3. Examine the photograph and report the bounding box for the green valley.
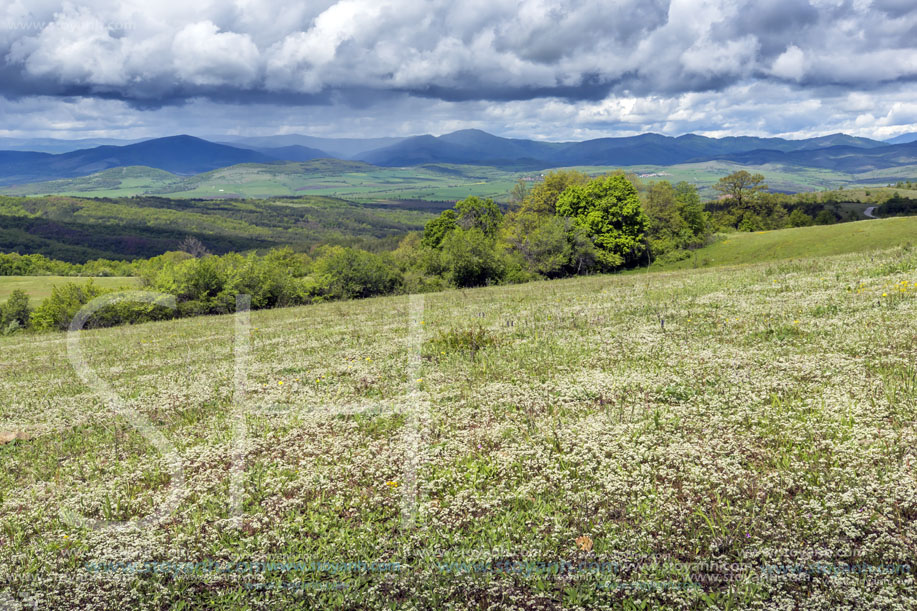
[3,158,916,203]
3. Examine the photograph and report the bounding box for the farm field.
[1,243,915,608]
[0,276,140,301]
[651,215,917,271]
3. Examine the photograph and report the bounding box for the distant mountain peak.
[444,128,490,136]
[885,132,917,145]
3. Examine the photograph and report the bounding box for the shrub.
[156,254,244,314]
[441,228,505,287]
[738,213,765,232]
[0,289,31,333]
[227,253,305,309]
[88,296,176,328]
[814,209,837,225]
[401,270,450,294]
[30,282,175,331]
[306,246,403,300]
[880,196,917,217]
[653,248,692,264]
[788,209,815,227]
[30,281,106,332]
[172,255,233,304]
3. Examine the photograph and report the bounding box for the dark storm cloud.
[725,0,820,58]
[872,0,917,18]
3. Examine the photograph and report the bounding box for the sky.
[1,0,916,142]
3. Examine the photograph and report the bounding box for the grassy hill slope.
[1,244,915,608]
[653,216,917,271]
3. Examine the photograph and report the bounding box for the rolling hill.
[651,215,917,271]
[0,136,276,185]
[251,144,331,162]
[0,191,435,262]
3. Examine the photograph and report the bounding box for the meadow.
[651,215,917,271]
[0,276,139,301]
[1,240,915,609]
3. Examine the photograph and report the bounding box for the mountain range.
[1,130,916,187]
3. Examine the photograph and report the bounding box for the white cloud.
[770,45,806,81]
[172,21,260,87]
[0,0,915,138]
[8,6,127,86]
[680,35,760,77]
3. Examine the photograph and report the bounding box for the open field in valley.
[1,242,916,609]
[0,276,140,301]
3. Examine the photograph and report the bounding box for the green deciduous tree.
[509,179,530,207]
[455,196,503,236]
[713,171,768,208]
[523,170,589,215]
[674,182,707,238]
[422,209,458,249]
[555,174,648,270]
[787,208,815,227]
[501,212,572,277]
[814,208,837,225]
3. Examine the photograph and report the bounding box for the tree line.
[4,169,917,335]
[706,170,917,231]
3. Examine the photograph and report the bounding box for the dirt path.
[864,206,878,218]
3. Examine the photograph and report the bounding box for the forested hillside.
[0,195,434,262]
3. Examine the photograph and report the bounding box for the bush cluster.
[1,246,408,334]
[879,195,917,217]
